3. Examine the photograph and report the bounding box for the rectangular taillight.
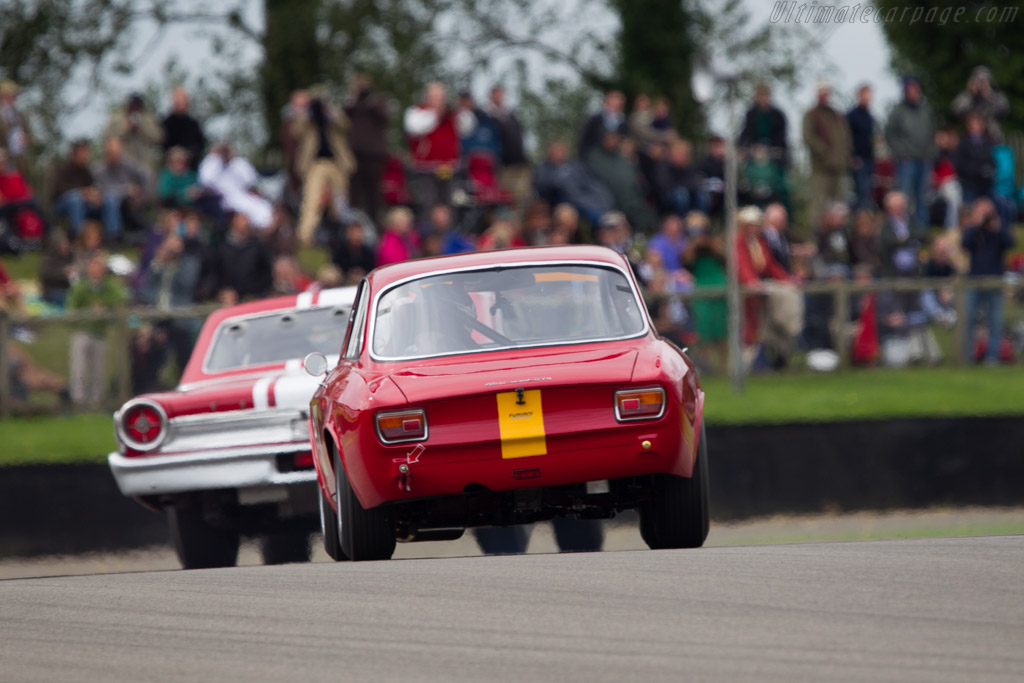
[615,387,666,421]
[376,409,428,444]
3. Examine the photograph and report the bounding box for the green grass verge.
[701,365,1024,424]
[4,365,1024,466]
[4,413,115,466]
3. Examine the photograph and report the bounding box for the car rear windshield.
[372,264,646,360]
[205,306,350,372]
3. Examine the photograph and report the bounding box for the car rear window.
[372,264,646,360]
[205,306,350,372]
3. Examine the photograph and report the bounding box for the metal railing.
[647,274,1021,371]
[1,276,1022,417]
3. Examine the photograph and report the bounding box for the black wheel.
[319,484,348,561]
[167,505,240,569]
[334,446,395,561]
[473,525,532,555]
[639,420,710,550]
[552,517,605,552]
[260,531,312,565]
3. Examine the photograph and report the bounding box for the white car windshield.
[372,264,646,360]
[205,306,350,372]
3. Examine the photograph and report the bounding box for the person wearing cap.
[802,82,851,227]
[951,66,1009,144]
[0,79,33,178]
[104,93,164,178]
[885,75,935,235]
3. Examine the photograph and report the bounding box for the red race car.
[108,287,357,569]
[307,245,708,561]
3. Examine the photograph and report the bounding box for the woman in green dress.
[683,212,728,375]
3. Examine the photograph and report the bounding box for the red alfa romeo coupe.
[306,245,708,561]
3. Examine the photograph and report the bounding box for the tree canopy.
[877,0,1024,132]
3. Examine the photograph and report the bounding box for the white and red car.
[108,287,357,569]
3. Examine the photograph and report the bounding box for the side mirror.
[303,352,329,377]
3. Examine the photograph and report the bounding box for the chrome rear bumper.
[108,442,317,497]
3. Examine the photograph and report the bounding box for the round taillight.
[117,400,168,452]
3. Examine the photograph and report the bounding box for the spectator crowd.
[1,65,1023,409]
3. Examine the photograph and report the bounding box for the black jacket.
[578,112,627,158]
[204,235,272,300]
[739,105,789,164]
[954,135,995,196]
[162,112,206,168]
[846,105,874,163]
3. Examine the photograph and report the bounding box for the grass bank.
[4,365,1024,466]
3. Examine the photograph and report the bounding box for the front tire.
[640,420,710,550]
[334,446,396,561]
[167,505,240,569]
[260,532,312,565]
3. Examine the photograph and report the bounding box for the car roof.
[201,287,358,330]
[365,245,631,291]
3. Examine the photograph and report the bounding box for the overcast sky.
[64,0,905,162]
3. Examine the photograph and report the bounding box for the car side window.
[343,281,369,360]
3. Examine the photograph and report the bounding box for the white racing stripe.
[271,373,323,409]
[252,376,274,410]
[295,292,314,309]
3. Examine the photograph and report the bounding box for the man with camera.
[962,197,1014,365]
[293,87,356,246]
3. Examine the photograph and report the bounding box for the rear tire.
[319,484,348,561]
[473,525,532,555]
[640,420,710,550]
[552,517,605,552]
[167,505,240,570]
[335,446,396,561]
[260,532,312,565]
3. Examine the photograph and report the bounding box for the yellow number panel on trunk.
[496,389,547,459]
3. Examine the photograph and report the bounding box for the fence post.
[952,277,967,367]
[0,312,10,419]
[114,308,132,406]
[834,280,850,370]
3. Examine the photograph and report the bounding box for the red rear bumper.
[341,412,696,509]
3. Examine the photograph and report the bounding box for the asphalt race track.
[2,536,1021,682]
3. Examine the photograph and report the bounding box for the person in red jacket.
[735,205,801,367]
[403,82,476,212]
[0,148,49,245]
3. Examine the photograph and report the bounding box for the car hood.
[385,345,639,404]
